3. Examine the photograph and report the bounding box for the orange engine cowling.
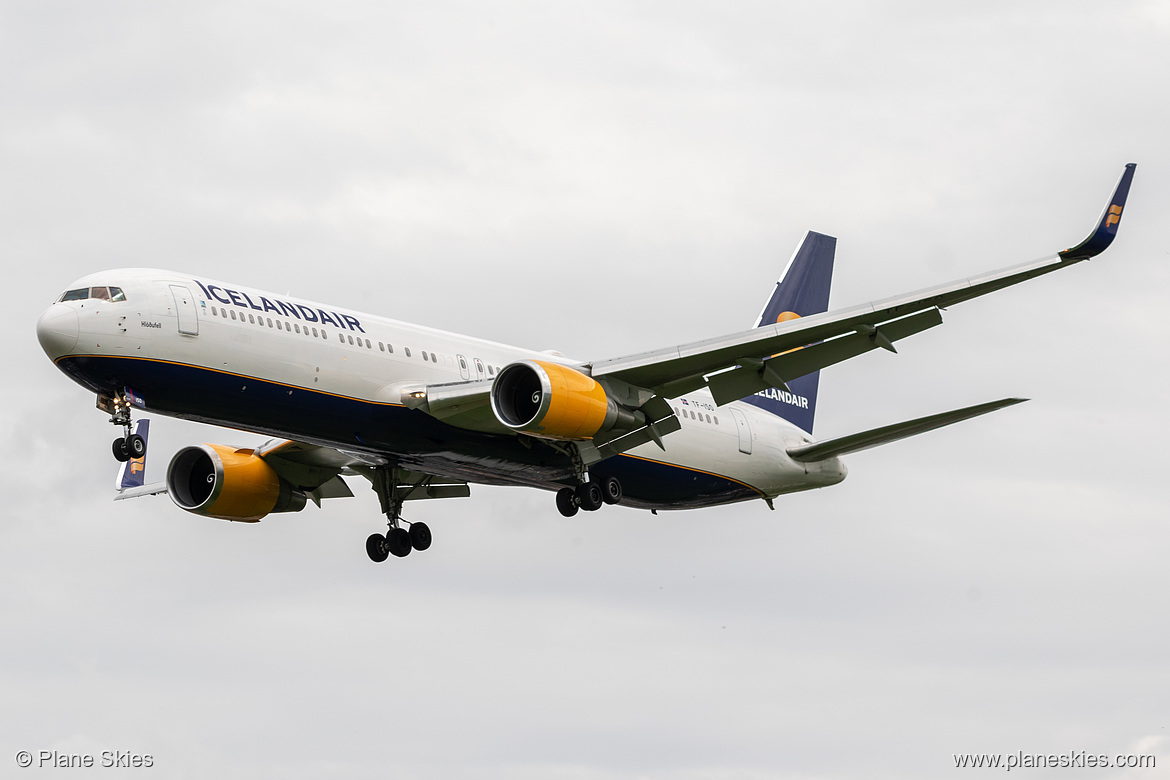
[165,444,307,522]
[490,359,633,440]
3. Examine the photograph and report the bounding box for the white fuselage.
[37,268,846,509]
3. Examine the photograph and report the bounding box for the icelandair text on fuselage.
[193,280,366,333]
[756,387,810,409]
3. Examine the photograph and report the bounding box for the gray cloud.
[4,2,1168,778]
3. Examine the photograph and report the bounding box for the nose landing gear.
[100,391,146,463]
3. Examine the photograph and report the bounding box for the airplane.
[36,164,1135,562]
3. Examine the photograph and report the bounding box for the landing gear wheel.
[386,528,412,558]
[127,433,146,459]
[576,481,603,512]
[556,487,579,517]
[366,533,390,563]
[600,476,622,505]
[408,522,432,551]
[112,437,131,462]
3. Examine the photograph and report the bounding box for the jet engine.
[490,360,639,440]
[165,444,307,522]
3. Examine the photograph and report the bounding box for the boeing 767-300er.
[36,165,1135,562]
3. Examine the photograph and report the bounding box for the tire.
[387,528,412,558]
[556,487,579,517]
[576,481,603,512]
[600,475,622,505]
[409,522,432,551]
[112,437,131,462]
[127,433,146,458]
[366,533,389,563]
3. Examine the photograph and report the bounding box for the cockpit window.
[57,286,127,303]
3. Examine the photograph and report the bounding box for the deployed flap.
[708,308,944,407]
[254,439,364,496]
[787,398,1027,462]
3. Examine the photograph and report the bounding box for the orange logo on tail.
[775,312,802,356]
[1106,204,1123,228]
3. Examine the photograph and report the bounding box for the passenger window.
[295,324,301,333]
[339,333,344,342]
[421,351,429,361]
[212,307,218,317]
[109,287,126,302]
[488,365,494,375]
[90,287,110,301]
[705,414,711,423]
[387,344,394,353]
[276,320,282,330]
[267,318,273,327]
[405,348,411,357]
[714,417,719,425]
[60,288,88,302]
[313,328,319,337]
[231,310,237,320]
[247,314,255,324]
[379,342,385,352]
[365,339,371,349]
[348,335,354,345]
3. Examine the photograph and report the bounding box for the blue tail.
[115,419,150,491]
[741,231,836,434]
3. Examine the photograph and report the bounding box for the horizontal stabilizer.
[113,482,167,500]
[787,398,1027,462]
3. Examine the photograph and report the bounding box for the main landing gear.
[555,475,622,517]
[101,391,145,463]
[365,466,433,563]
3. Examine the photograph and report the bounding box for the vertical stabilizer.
[741,231,836,433]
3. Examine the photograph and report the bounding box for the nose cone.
[36,304,79,359]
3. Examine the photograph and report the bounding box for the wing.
[114,435,470,505]
[589,164,1136,403]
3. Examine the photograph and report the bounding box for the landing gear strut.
[365,465,433,563]
[100,391,145,463]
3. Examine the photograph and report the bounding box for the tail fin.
[742,231,836,433]
[115,418,150,491]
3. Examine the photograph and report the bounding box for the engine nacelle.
[490,360,637,440]
[165,444,307,522]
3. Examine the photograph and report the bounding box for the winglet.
[1059,163,1136,260]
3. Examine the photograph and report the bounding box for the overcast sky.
[3,2,1169,778]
